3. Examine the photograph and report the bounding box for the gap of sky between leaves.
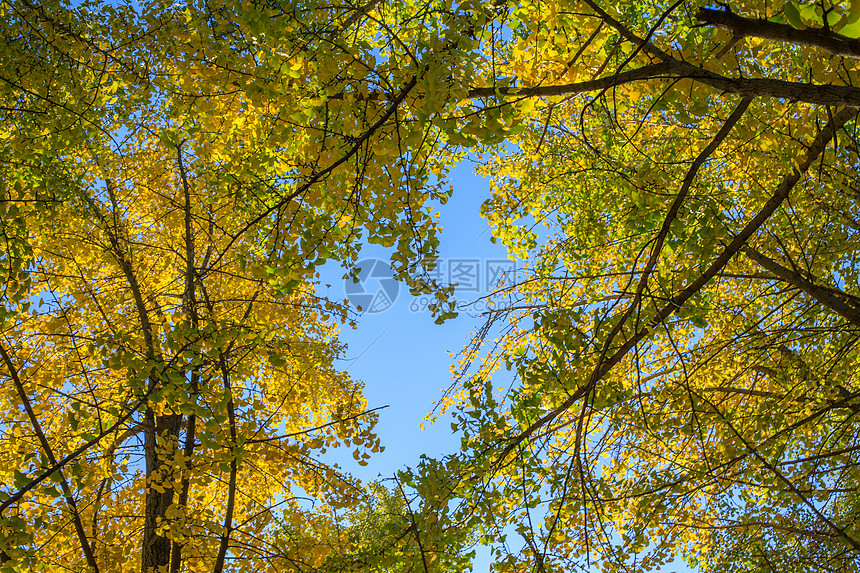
[317,160,697,573]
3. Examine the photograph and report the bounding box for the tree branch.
[212,355,238,573]
[742,245,860,328]
[600,95,753,384]
[467,62,674,98]
[581,0,860,107]
[498,106,857,461]
[697,7,860,59]
[0,343,99,571]
[698,392,860,551]
[468,58,860,108]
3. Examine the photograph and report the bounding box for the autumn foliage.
[1,0,860,572]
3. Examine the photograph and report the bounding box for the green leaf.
[13,469,29,489]
[783,2,806,29]
[839,19,860,38]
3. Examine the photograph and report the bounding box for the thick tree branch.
[467,62,674,98]
[0,387,149,516]
[599,96,752,383]
[338,0,381,32]
[697,7,860,59]
[468,58,860,107]
[83,176,180,572]
[742,245,860,328]
[171,148,201,573]
[210,73,418,271]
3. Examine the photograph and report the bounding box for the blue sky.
[316,160,511,570]
[319,159,514,480]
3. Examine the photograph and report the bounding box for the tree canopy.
[2,0,860,572]
[0,0,465,569]
[427,1,860,572]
